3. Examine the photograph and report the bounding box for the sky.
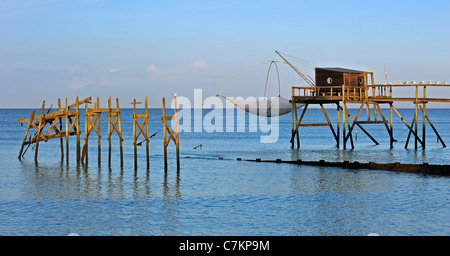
[1,0,449,108]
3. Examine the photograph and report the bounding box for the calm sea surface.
[0,107,449,235]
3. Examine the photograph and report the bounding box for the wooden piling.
[145,97,149,169]
[83,101,89,164]
[336,103,340,148]
[18,111,35,160]
[34,101,45,162]
[97,96,101,166]
[131,97,151,170]
[117,98,123,168]
[58,99,64,161]
[133,99,137,169]
[161,95,180,171]
[76,96,80,163]
[108,97,112,167]
[162,97,168,170]
[65,97,69,165]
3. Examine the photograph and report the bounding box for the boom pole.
[275,51,315,87]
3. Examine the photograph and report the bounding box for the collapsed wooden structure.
[290,67,449,149]
[18,96,90,163]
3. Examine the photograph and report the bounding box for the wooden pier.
[17,95,180,171]
[290,68,449,150]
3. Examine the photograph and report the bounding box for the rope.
[216,55,317,97]
[216,60,285,97]
[264,61,281,97]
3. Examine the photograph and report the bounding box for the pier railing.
[292,83,450,102]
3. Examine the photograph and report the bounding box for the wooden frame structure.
[161,95,180,171]
[132,97,150,169]
[80,96,123,167]
[291,71,449,150]
[18,96,91,163]
[17,95,184,170]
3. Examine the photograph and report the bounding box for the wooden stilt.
[18,111,35,160]
[76,96,80,163]
[161,95,180,171]
[336,103,340,148]
[162,97,168,171]
[423,86,426,149]
[58,99,64,161]
[320,104,338,145]
[145,97,149,169]
[34,101,45,162]
[390,103,394,148]
[133,99,138,169]
[415,85,419,149]
[419,105,446,147]
[131,97,151,170]
[108,97,112,167]
[374,103,393,146]
[290,103,308,148]
[295,102,300,148]
[291,97,295,148]
[344,100,366,145]
[174,95,180,171]
[97,96,101,166]
[83,101,89,164]
[65,97,69,165]
[344,102,354,149]
[116,98,123,168]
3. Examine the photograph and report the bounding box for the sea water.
[0,108,449,235]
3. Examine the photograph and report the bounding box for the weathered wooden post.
[161,94,180,171]
[174,94,180,171]
[65,97,69,165]
[97,96,101,166]
[108,97,112,167]
[117,98,123,168]
[162,97,168,170]
[34,101,45,162]
[131,97,150,170]
[76,96,80,163]
[106,96,123,168]
[58,99,64,161]
[145,97,150,169]
[18,111,35,160]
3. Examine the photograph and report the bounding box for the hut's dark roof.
[316,67,365,73]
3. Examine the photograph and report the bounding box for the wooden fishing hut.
[289,63,450,150]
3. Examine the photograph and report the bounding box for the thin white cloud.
[108,68,120,73]
[69,76,91,90]
[58,65,80,71]
[147,64,158,73]
[189,60,208,68]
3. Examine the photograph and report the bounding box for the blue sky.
[1,0,449,108]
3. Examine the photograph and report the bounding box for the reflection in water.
[160,170,181,235]
[19,161,182,235]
